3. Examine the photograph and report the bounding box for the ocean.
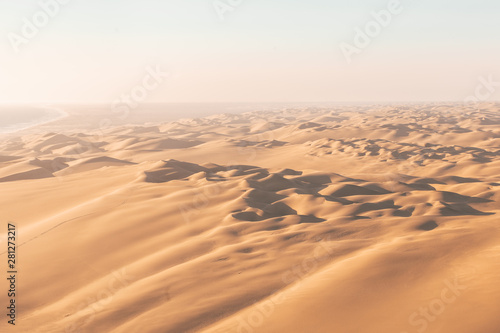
[0,107,67,134]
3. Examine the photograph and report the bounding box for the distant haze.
[1,0,499,104]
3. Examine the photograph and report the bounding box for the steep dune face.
[0,103,499,333]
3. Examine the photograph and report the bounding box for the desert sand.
[1,103,500,333]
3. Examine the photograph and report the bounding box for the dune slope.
[0,103,499,333]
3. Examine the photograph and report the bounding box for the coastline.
[0,107,69,135]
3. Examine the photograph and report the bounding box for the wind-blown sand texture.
[1,103,500,333]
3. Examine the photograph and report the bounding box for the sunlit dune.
[1,103,500,333]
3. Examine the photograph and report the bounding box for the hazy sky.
[1,0,499,104]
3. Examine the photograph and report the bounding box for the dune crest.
[1,103,499,333]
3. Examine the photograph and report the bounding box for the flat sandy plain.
[1,103,500,333]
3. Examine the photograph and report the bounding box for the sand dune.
[126,138,204,151]
[0,167,54,182]
[60,156,137,174]
[0,103,499,333]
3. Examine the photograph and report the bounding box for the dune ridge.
[0,103,499,333]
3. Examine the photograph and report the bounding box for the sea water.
[0,107,66,134]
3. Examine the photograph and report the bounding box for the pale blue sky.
[0,0,499,103]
